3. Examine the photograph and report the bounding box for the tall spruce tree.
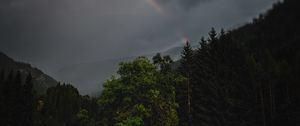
[0,70,4,126]
[23,73,34,126]
[178,41,193,126]
[12,71,23,126]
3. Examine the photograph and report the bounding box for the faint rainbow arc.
[145,0,189,44]
[145,0,167,16]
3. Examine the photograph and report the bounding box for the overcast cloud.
[1,0,279,76]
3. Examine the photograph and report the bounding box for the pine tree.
[208,27,217,43]
[0,69,5,126]
[0,69,4,83]
[178,41,193,126]
[22,73,34,126]
[3,71,15,126]
[12,71,23,126]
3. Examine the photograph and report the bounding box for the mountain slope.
[0,52,57,94]
[187,0,300,125]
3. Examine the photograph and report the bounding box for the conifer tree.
[12,71,23,126]
[178,41,193,126]
[22,73,34,126]
[0,70,4,126]
[208,27,217,43]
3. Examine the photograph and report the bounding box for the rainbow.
[145,0,189,43]
[146,0,166,16]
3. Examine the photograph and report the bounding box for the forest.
[1,0,300,126]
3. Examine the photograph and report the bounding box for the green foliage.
[153,53,173,73]
[76,109,96,126]
[77,109,89,125]
[115,116,143,126]
[98,56,181,126]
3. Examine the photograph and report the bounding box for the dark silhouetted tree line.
[33,83,99,126]
[1,0,299,126]
[0,70,34,126]
[176,0,300,126]
[0,70,99,126]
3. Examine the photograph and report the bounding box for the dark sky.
[1,0,279,76]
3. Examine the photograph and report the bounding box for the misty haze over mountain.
[1,0,280,94]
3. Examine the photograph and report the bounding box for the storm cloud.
[1,0,279,93]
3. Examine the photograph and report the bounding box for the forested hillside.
[0,52,57,94]
[0,0,299,126]
[177,0,300,125]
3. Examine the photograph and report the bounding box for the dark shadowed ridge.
[0,52,57,94]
